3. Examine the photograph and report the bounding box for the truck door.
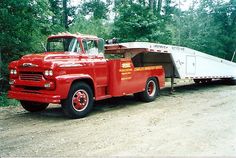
[186,56,196,75]
[82,39,108,87]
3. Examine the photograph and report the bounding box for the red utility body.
[8,33,165,118]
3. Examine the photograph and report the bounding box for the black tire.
[206,79,212,83]
[136,78,159,102]
[231,80,236,85]
[224,78,236,85]
[193,79,200,84]
[20,101,49,112]
[62,82,94,119]
[194,79,212,84]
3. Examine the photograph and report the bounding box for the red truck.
[8,33,165,118]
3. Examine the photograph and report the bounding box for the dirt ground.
[0,80,236,157]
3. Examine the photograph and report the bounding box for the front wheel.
[20,101,49,112]
[62,82,94,119]
[135,78,159,102]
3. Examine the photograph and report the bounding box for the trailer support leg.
[170,65,175,94]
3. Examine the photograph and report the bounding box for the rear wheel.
[135,78,159,102]
[20,101,49,112]
[62,82,94,119]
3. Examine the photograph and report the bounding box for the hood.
[18,52,84,69]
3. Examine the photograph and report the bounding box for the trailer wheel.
[193,79,201,84]
[230,79,236,85]
[194,79,212,84]
[224,78,236,85]
[20,101,49,112]
[206,79,212,83]
[62,82,94,119]
[137,78,159,102]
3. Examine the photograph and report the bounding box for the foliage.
[69,16,112,39]
[0,0,53,82]
[0,92,18,107]
[112,3,172,43]
[81,0,109,20]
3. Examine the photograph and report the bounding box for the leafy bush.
[0,92,18,107]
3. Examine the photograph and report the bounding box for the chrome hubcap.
[147,80,156,97]
[72,89,89,112]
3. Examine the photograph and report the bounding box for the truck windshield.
[47,37,81,53]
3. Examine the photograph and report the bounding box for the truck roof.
[48,32,99,39]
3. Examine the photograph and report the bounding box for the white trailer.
[105,42,236,88]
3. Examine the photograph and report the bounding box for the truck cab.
[8,33,165,118]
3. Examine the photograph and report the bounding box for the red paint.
[8,33,165,104]
[72,89,89,111]
[147,80,155,96]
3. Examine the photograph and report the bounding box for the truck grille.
[20,73,43,81]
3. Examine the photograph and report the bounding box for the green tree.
[213,0,236,61]
[70,16,112,39]
[112,3,172,43]
[49,0,76,31]
[81,0,109,20]
[71,0,111,38]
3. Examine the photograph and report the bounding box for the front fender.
[8,61,18,69]
[55,74,95,99]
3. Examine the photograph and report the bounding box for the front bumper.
[8,90,61,103]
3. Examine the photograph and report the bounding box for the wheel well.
[71,78,95,96]
[151,76,160,90]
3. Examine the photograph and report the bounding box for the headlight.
[45,70,49,76]
[44,70,53,76]
[49,70,53,76]
[10,69,14,74]
[10,69,17,75]
[13,70,17,75]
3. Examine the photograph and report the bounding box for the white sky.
[71,0,194,10]
[178,0,194,10]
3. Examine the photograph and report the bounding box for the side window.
[83,40,98,55]
[68,38,81,53]
[83,40,88,52]
[74,41,81,53]
[68,38,77,51]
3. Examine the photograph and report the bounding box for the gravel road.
[0,81,236,157]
